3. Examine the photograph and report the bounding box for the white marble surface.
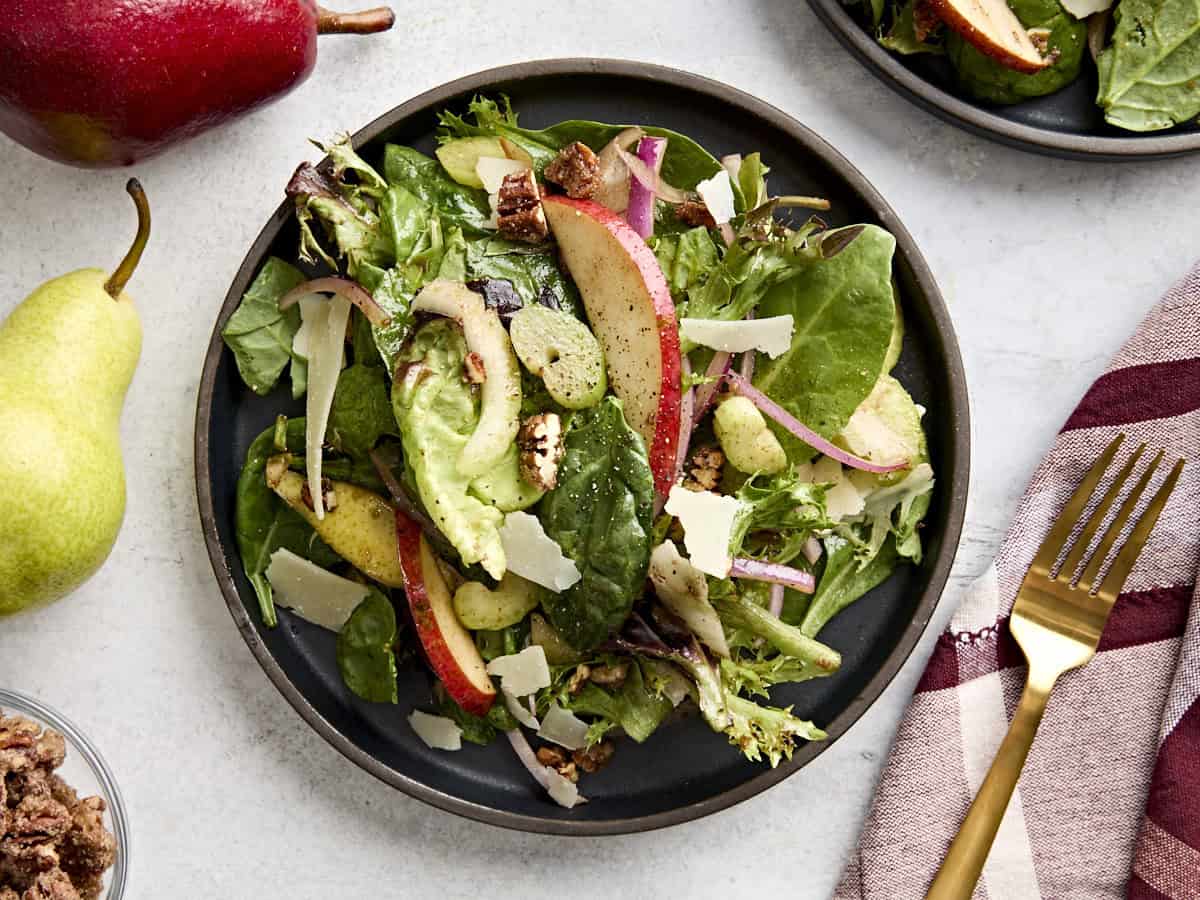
[1,1,1198,897]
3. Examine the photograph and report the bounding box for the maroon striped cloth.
[835,265,1200,900]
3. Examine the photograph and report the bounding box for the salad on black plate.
[222,97,934,807]
[867,0,1200,132]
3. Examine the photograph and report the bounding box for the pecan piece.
[497,170,548,243]
[588,661,629,688]
[543,141,601,199]
[534,746,579,782]
[21,869,80,900]
[517,413,565,491]
[463,351,486,385]
[59,798,116,882]
[572,740,615,774]
[299,477,337,513]
[683,445,724,492]
[566,664,591,695]
[912,0,941,41]
[676,199,716,229]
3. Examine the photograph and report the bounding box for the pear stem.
[104,179,151,300]
[316,5,395,34]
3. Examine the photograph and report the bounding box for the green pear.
[0,179,150,616]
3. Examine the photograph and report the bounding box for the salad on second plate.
[222,97,935,807]
[868,0,1200,133]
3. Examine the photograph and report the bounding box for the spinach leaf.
[867,0,886,27]
[438,96,736,198]
[947,0,1085,104]
[566,661,673,743]
[328,364,398,459]
[383,144,494,236]
[880,0,944,55]
[539,398,655,649]
[465,237,582,317]
[381,184,429,261]
[1097,0,1200,131]
[235,418,340,627]
[800,534,898,637]
[356,263,415,374]
[754,224,896,458]
[350,308,381,368]
[653,226,722,303]
[336,588,398,703]
[434,689,519,745]
[221,257,306,396]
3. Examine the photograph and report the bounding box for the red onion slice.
[729,557,816,593]
[280,276,391,327]
[691,351,732,427]
[801,536,822,566]
[627,137,666,239]
[726,373,909,474]
[615,146,689,204]
[768,583,785,618]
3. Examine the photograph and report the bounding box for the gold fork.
[926,434,1184,900]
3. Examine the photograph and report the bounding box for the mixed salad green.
[223,97,935,807]
[870,0,1200,132]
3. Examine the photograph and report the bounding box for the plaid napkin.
[835,264,1200,900]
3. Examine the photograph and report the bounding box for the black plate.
[195,59,970,834]
[809,0,1200,161]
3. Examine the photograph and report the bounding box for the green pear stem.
[104,179,151,300]
[316,5,395,34]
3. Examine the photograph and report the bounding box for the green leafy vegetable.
[1097,0,1200,131]
[383,144,495,236]
[723,694,826,766]
[712,591,842,673]
[730,473,830,564]
[234,418,340,626]
[653,226,723,303]
[947,0,1085,104]
[879,0,944,54]
[737,152,770,210]
[327,364,399,459]
[754,224,897,458]
[800,534,899,637]
[221,257,306,396]
[539,398,655,649]
[466,238,582,317]
[435,685,519,744]
[336,588,398,703]
[565,661,674,744]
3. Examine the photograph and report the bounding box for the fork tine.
[1028,434,1125,578]
[1075,449,1162,593]
[1054,443,1145,583]
[1087,457,1184,601]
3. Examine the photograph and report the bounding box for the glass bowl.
[0,689,129,898]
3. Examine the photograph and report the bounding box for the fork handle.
[925,676,1053,900]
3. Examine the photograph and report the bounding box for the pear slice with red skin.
[395,511,496,715]
[541,195,682,497]
[929,0,1049,73]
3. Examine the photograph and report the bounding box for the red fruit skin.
[541,195,682,498]
[0,0,320,167]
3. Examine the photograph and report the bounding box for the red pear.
[0,1,394,168]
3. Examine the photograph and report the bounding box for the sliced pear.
[266,463,404,587]
[435,137,506,188]
[928,0,1049,73]
[452,573,543,631]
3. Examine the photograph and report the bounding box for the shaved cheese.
[499,511,581,591]
[537,705,590,750]
[484,193,500,230]
[811,455,844,484]
[475,157,530,194]
[826,478,867,522]
[545,766,583,808]
[265,548,368,631]
[504,691,540,729]
[664,486,743,578]
[408,711,463,751]
[304,294,351,520]
[1061,0,1111,15]
[648,542,730,658]
[679,315,794,359]
[486,645,551,696]
[696,170,736,225]
[290,294,325,359]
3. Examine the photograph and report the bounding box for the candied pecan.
[0,887,18,900]
[497,170,548,243]
[543,141,600,199]
[3,797,71,854]
[58,799,115,883]
[566,664,591,696]
[912,0,940,41]
[534,745,579,782]
[21,869,79,900]
[683,445,724,492]
[463,351,486,385]
[0,718,41,775]
[676,199,716,229]
[44,779,75,813]
[588,661,629,688]
[572,740,615,774]
[517,413,565,491]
